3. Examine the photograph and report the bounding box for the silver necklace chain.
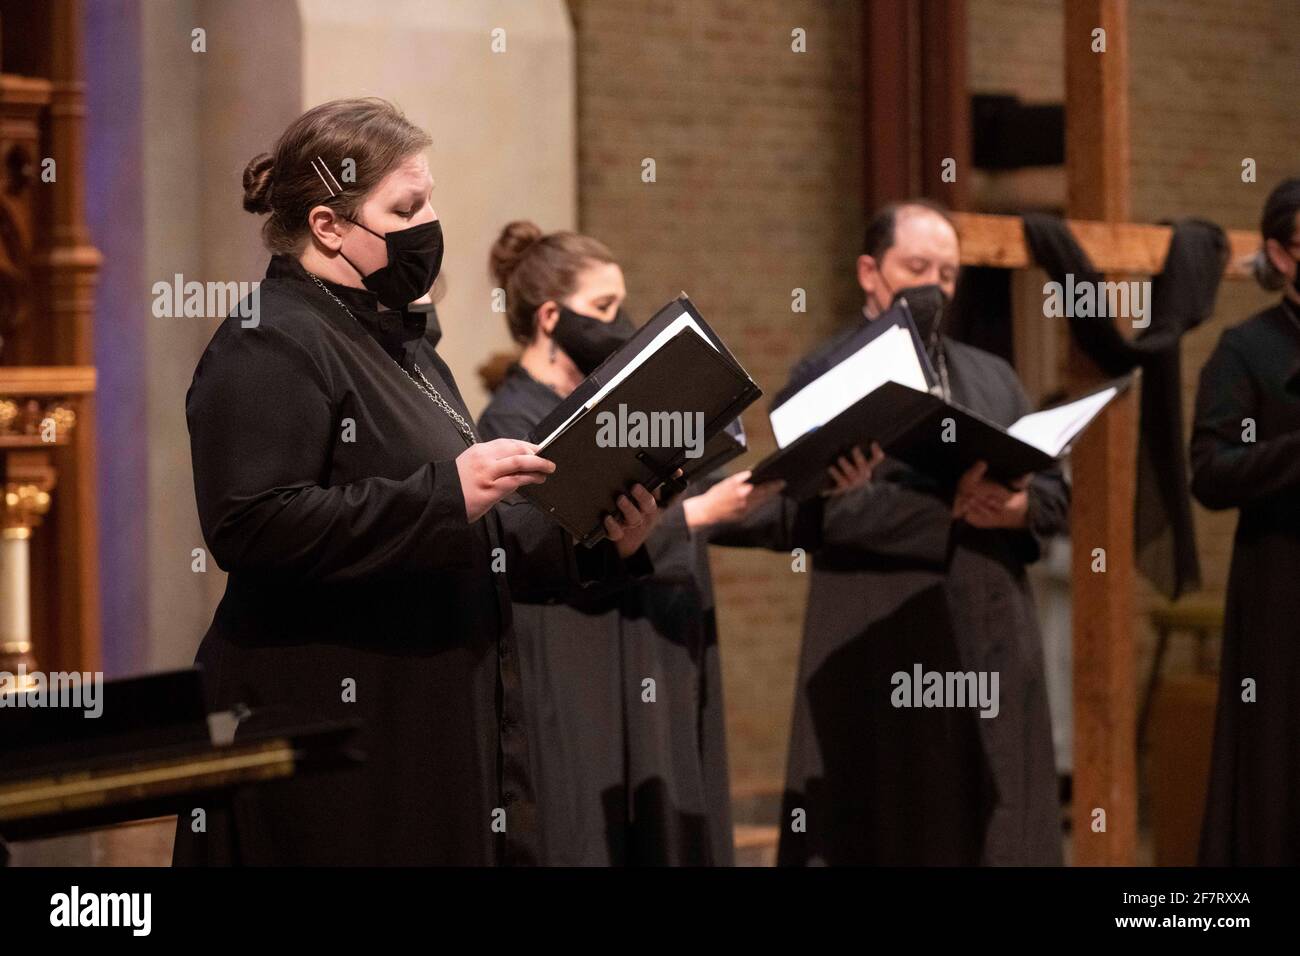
[936,342,951,402]
[926,328,952,402]
[307,272,477,446]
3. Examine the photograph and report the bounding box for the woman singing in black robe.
[171,99,658,866]
[475,222,790,864]
[1193,177,1300,866]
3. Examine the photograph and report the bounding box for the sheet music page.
[536,309,720,449]
[1007,386,1118,456]
[768,324,929,449]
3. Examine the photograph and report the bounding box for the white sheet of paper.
[1007,386,1118,456]
[536,308,720,449]
[768,324,930,449]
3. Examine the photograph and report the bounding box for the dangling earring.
[549,337,557,363]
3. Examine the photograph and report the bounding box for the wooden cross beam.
[953,212,1259,279]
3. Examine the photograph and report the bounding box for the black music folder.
[751,304,1131,500]
[524,294,761,545]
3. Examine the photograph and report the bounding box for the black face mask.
[340,217,444,310]
[890,283,951,350]
[551,304,636,375]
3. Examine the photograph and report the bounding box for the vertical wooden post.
[863,0,970,212]
[920,0,970,211]
[863,0,917,208]
[1064,0,1138,865]
[34,0,102,672]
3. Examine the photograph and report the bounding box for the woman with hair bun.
[1192,177,1300,865]
[477,221,827,865]
[173,99,658,866]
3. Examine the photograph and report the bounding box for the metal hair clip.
[310,155,343,198]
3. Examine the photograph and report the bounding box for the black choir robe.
[1191,299,1300,866]
[477,364,735,865]
[759,319,1070,866]
[172,255,634,866]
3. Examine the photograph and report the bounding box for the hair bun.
[489,220,544,288]
[242,153,276,214]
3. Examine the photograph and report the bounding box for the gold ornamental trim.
[0,739,299,822]
[2,483,52,532]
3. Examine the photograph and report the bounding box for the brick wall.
[969,0,1064,102]
[570,0,864,793]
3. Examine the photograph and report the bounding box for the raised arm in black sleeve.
[706,493,825,552]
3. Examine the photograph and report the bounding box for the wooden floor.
[8,819,782,867]
[5,803,1153,867]
[733,825,779,867]
[7,816,177,867]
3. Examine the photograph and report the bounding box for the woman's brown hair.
[242,97,432,254]
[488,220,616,344]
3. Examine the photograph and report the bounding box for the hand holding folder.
[521,294,762,545]
[952,461,1032,528]
[825,443,884,496]
[681,468,786,528]
[601,482,662,556]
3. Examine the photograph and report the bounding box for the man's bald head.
[857,201,960,318]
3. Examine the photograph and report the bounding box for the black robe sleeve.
[706,494,824,552]
[1190,329,1300,510]
[492,494,653,600]
[187,321,477,583]
[815,461,954,564]
[643,495,695,580]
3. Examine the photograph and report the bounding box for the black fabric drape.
[1020,214,1228,598]
[948,265,1015,363]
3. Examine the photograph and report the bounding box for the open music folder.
[751,303,1132,500]
[523,294,761,545]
